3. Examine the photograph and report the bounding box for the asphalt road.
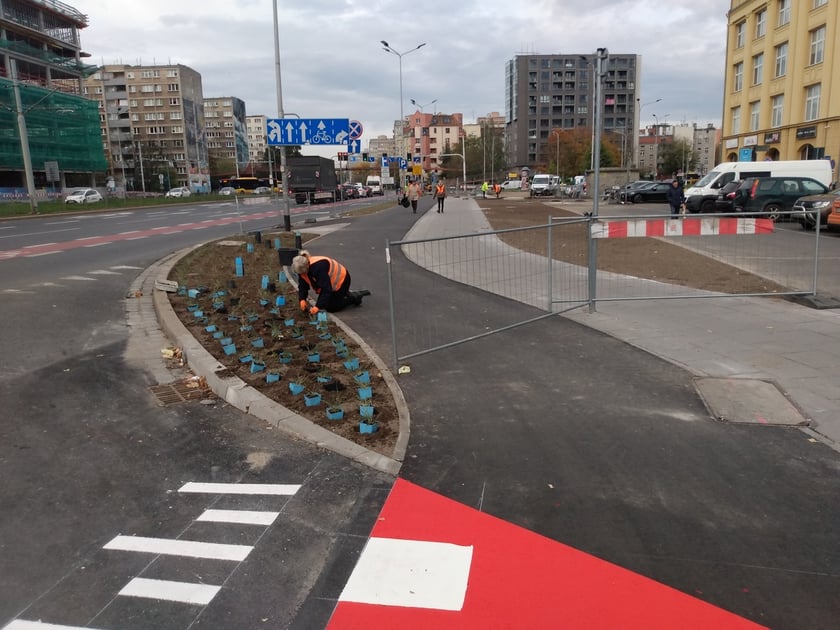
[2,196,839,629]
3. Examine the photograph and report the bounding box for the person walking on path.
[481,181,489,198]
[666,179,686,218]
[434,180,446,213]
[292,250,369,313]
[406,178,422,213]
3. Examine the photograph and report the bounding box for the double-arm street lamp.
[410,98,437,113]
[381,40,426,187]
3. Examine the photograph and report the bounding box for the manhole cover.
[695,378,809,426]
[150,381,212,406]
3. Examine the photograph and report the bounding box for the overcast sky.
[79,0,732,147]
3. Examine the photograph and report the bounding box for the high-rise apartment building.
[204,97,248,178]
[505,53,641,169]
[0,0,105,192]
[722,0,839,182]
[85,63,208,192]
[246,114,267,165]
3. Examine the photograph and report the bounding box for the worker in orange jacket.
[291,250,369,314]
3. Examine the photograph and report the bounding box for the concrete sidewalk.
[404,193,840,450]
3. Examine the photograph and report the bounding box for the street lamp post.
[381,40,426,189]
[273,0,292,231]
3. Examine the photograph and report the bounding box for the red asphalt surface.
[328,478,767,630]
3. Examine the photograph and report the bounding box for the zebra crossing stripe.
[196,509,280,525]
[119,577,220,605]
[2,622,107,630]
[104,535,252,561]
[178,482,301,495]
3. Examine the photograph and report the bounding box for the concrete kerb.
[140,242,408,477]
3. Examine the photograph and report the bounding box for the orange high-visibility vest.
[435,183,446,196]
[300,255,347,293]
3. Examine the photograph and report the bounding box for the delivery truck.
[287,155,337,204]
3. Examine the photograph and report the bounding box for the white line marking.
[1,289,34,294]
[118,577,220,605]
[87,270,122,275]
[103,535,252,561]
[82,243,109,248]
[179,482,301,495]
[24,242,56,248]
[339,538,473,611]
[111,265,143,270]
[24,251,60,258]
[3,621,107,629]
[196,509,280,526]
[118,230,141,235]
[60,276,96,281]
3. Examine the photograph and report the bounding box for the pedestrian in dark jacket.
[666,180,685,217]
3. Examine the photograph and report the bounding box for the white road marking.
[1,289,34,294]
[118,577,220,605]
[103,535,252,561]
[3,622,107,630]
[82,242,109,248]
[87,270,122,275]
[110,265,143,270]
[339,537,473,611]
[24,251,60,258]
[179,482,301,495]
[60,276,96,281]
[196,509,280,526]
[24,242,56,248]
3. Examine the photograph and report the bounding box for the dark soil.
[167,231,399,458]
[482,199,789,294]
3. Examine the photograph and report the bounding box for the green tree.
[657,138,697,178]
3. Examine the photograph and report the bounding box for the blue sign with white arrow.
[266,118,350,146]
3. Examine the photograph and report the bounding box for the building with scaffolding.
[0,0,106,196]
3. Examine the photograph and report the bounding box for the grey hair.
[291,250,310,274]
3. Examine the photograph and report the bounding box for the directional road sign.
[347,138,362,154]
[266,118,350,146]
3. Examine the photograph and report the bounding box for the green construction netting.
[0,78,107,172]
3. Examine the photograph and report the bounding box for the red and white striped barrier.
[590,217,775,239]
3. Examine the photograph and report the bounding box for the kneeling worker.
[292,250,369,314]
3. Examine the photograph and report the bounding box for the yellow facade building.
[722,0,839,183]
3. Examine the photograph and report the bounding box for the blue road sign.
[348,138,362,154]
[413,156,422,164]
[398,158,408,170]
[367,156,376,163]
[381,156,389,168]
[266,118,350,146]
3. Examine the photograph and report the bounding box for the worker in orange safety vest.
[291,250,370,314]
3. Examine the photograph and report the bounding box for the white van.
[365,175,382,195]
[684,160,833,213]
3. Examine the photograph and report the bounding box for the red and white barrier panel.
[591,217,775,239]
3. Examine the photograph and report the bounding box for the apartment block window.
[735,20,746,47]
[171,126,184,134]
[731,106,741,134]
[774,42,788,77]
[809,26,825,65]
[771,94,784,127]
[755,9,766,38]
[813,0,827,7]
[805,84,821,121]
[752,53,763,85]
[749,101,760,131]
[168,83,180,92]
[169,98,180,106]
[778,0,790,26]
[170,112,182,120]
[147,126,166,135]
[166,69,178,78]
[734,62,743,91]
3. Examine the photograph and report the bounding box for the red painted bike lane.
[328,479,766,629]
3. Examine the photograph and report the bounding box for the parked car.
[501,179,525,191]
[792,189,840,230]
[732,176,829,221]
[165,186,191,198]
[354,183,368,198]
[623,181,673,204]
[253,186,271,195]
[826,193,840,230]
[617,180,654,203]
[714,181,742,213]
[64,188,103,204]
[218,186,236,196]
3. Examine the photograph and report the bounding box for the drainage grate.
[150,381,212,406]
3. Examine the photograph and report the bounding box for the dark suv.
[732,176,829,221]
